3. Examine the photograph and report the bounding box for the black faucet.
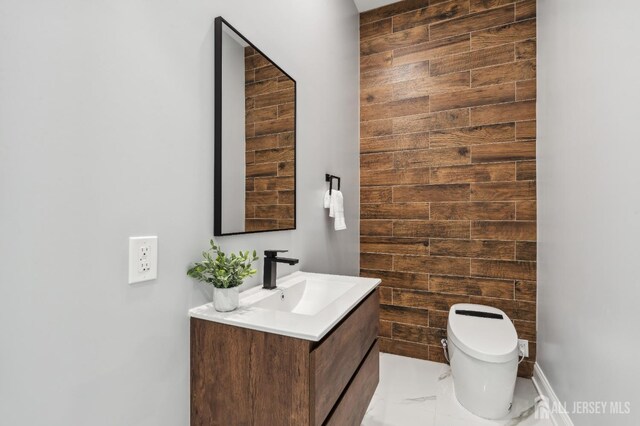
[263,250,299,290]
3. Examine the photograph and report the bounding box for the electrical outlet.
[129,236,158,284]
[518,339,529,358]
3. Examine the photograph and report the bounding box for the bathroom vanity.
[189,272,380,425]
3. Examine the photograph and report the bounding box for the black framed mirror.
[214,17,296,236]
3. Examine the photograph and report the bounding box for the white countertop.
[189,271,380,341]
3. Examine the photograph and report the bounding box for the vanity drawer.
[310,290,379,425]
[326,340,379,426]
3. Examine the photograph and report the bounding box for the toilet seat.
[448,303,518,363]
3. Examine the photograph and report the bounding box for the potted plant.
[187,240,259,312]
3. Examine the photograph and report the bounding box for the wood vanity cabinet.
[190,290,379,426]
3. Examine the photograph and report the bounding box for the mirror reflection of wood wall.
[244,46,295,232]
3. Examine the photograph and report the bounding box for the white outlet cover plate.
[128,236,158,284]
[518,339,529,357]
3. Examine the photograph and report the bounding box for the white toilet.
[446,303,519,420]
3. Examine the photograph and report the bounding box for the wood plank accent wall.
[244,46,295,232]
[359,0,536,377]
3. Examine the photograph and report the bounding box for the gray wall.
[0,1,360,425]
[220,29,246,233]
[538,0,640,424]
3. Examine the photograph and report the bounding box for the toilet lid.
[447,303,518,363]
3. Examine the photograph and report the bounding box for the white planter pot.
[213,287,239,312]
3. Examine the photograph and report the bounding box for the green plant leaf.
[186,239,259,289]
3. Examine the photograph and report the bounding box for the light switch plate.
[128,236,158,284]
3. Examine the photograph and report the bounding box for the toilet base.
[449,339,518,420]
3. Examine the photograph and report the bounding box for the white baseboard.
[532,363,574,426]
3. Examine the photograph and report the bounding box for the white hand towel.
[329,191,335,218]
[323,190,331,209]
[330,190,346,231]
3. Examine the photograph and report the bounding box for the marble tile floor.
[362,353,553,426]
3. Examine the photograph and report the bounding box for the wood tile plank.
[429,309,449,329]
[430,163,516,183]
[379,319,392,337]
[254,147,294,164]
[516,241,536,261]
[361,133,430,154]
[430,275,515,298]
[362,61,431,88]
[393,220,471,238]
[471,141,536,163]
[245,79,278,97]
[430,123,515,148]
[393,184,471,202]
[253,89,295,108]
[430,5,515,41]
[471,181,536,200]
[471,221,537,240]
[514,319,536,340]
[361,269,430,290]
[471,59,536,87]
[393,34,470,66]
[246,135,279,152]
[392,72,471,100]
[516,160,536,180]
[430,83,515,112]
[392,323,446,345]
[470,100,535,125]
[380,304,429,326]
[516,120,536,139]
[361,0,431,25]
[361,85,393,106]
[246,162,278,178]
[362,167,431,186]
[361,220,393,236]
[361,187,393,203]
[254,205,294,219]
[361,152,395,171]
[245,191,278,205]
[430,43,514,76]
[516,79,536,101]
[469,0,513,13]
[361,119,393,138]
[361,253,394,270]
[515,39,536,60]
[253,176,294,191]
[393,108,470,133]
[516,200,536,220]
[516,0,536,21]
[471,19,536,50]
[361,96,430,121]
[392,0,470,32]
[254,117,294,136]
[394,147,470,169]
[361,237,430,256]
[430,201,515,220]
[361,51,393,73]
[471,259,536,280]
[361,25,430,56]
[430,239,515,260]
[393,288,471,310]
[361,203,430,219]
[515,280,536,301]
[361,18,392,41]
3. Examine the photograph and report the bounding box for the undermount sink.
[189,271,380,341]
